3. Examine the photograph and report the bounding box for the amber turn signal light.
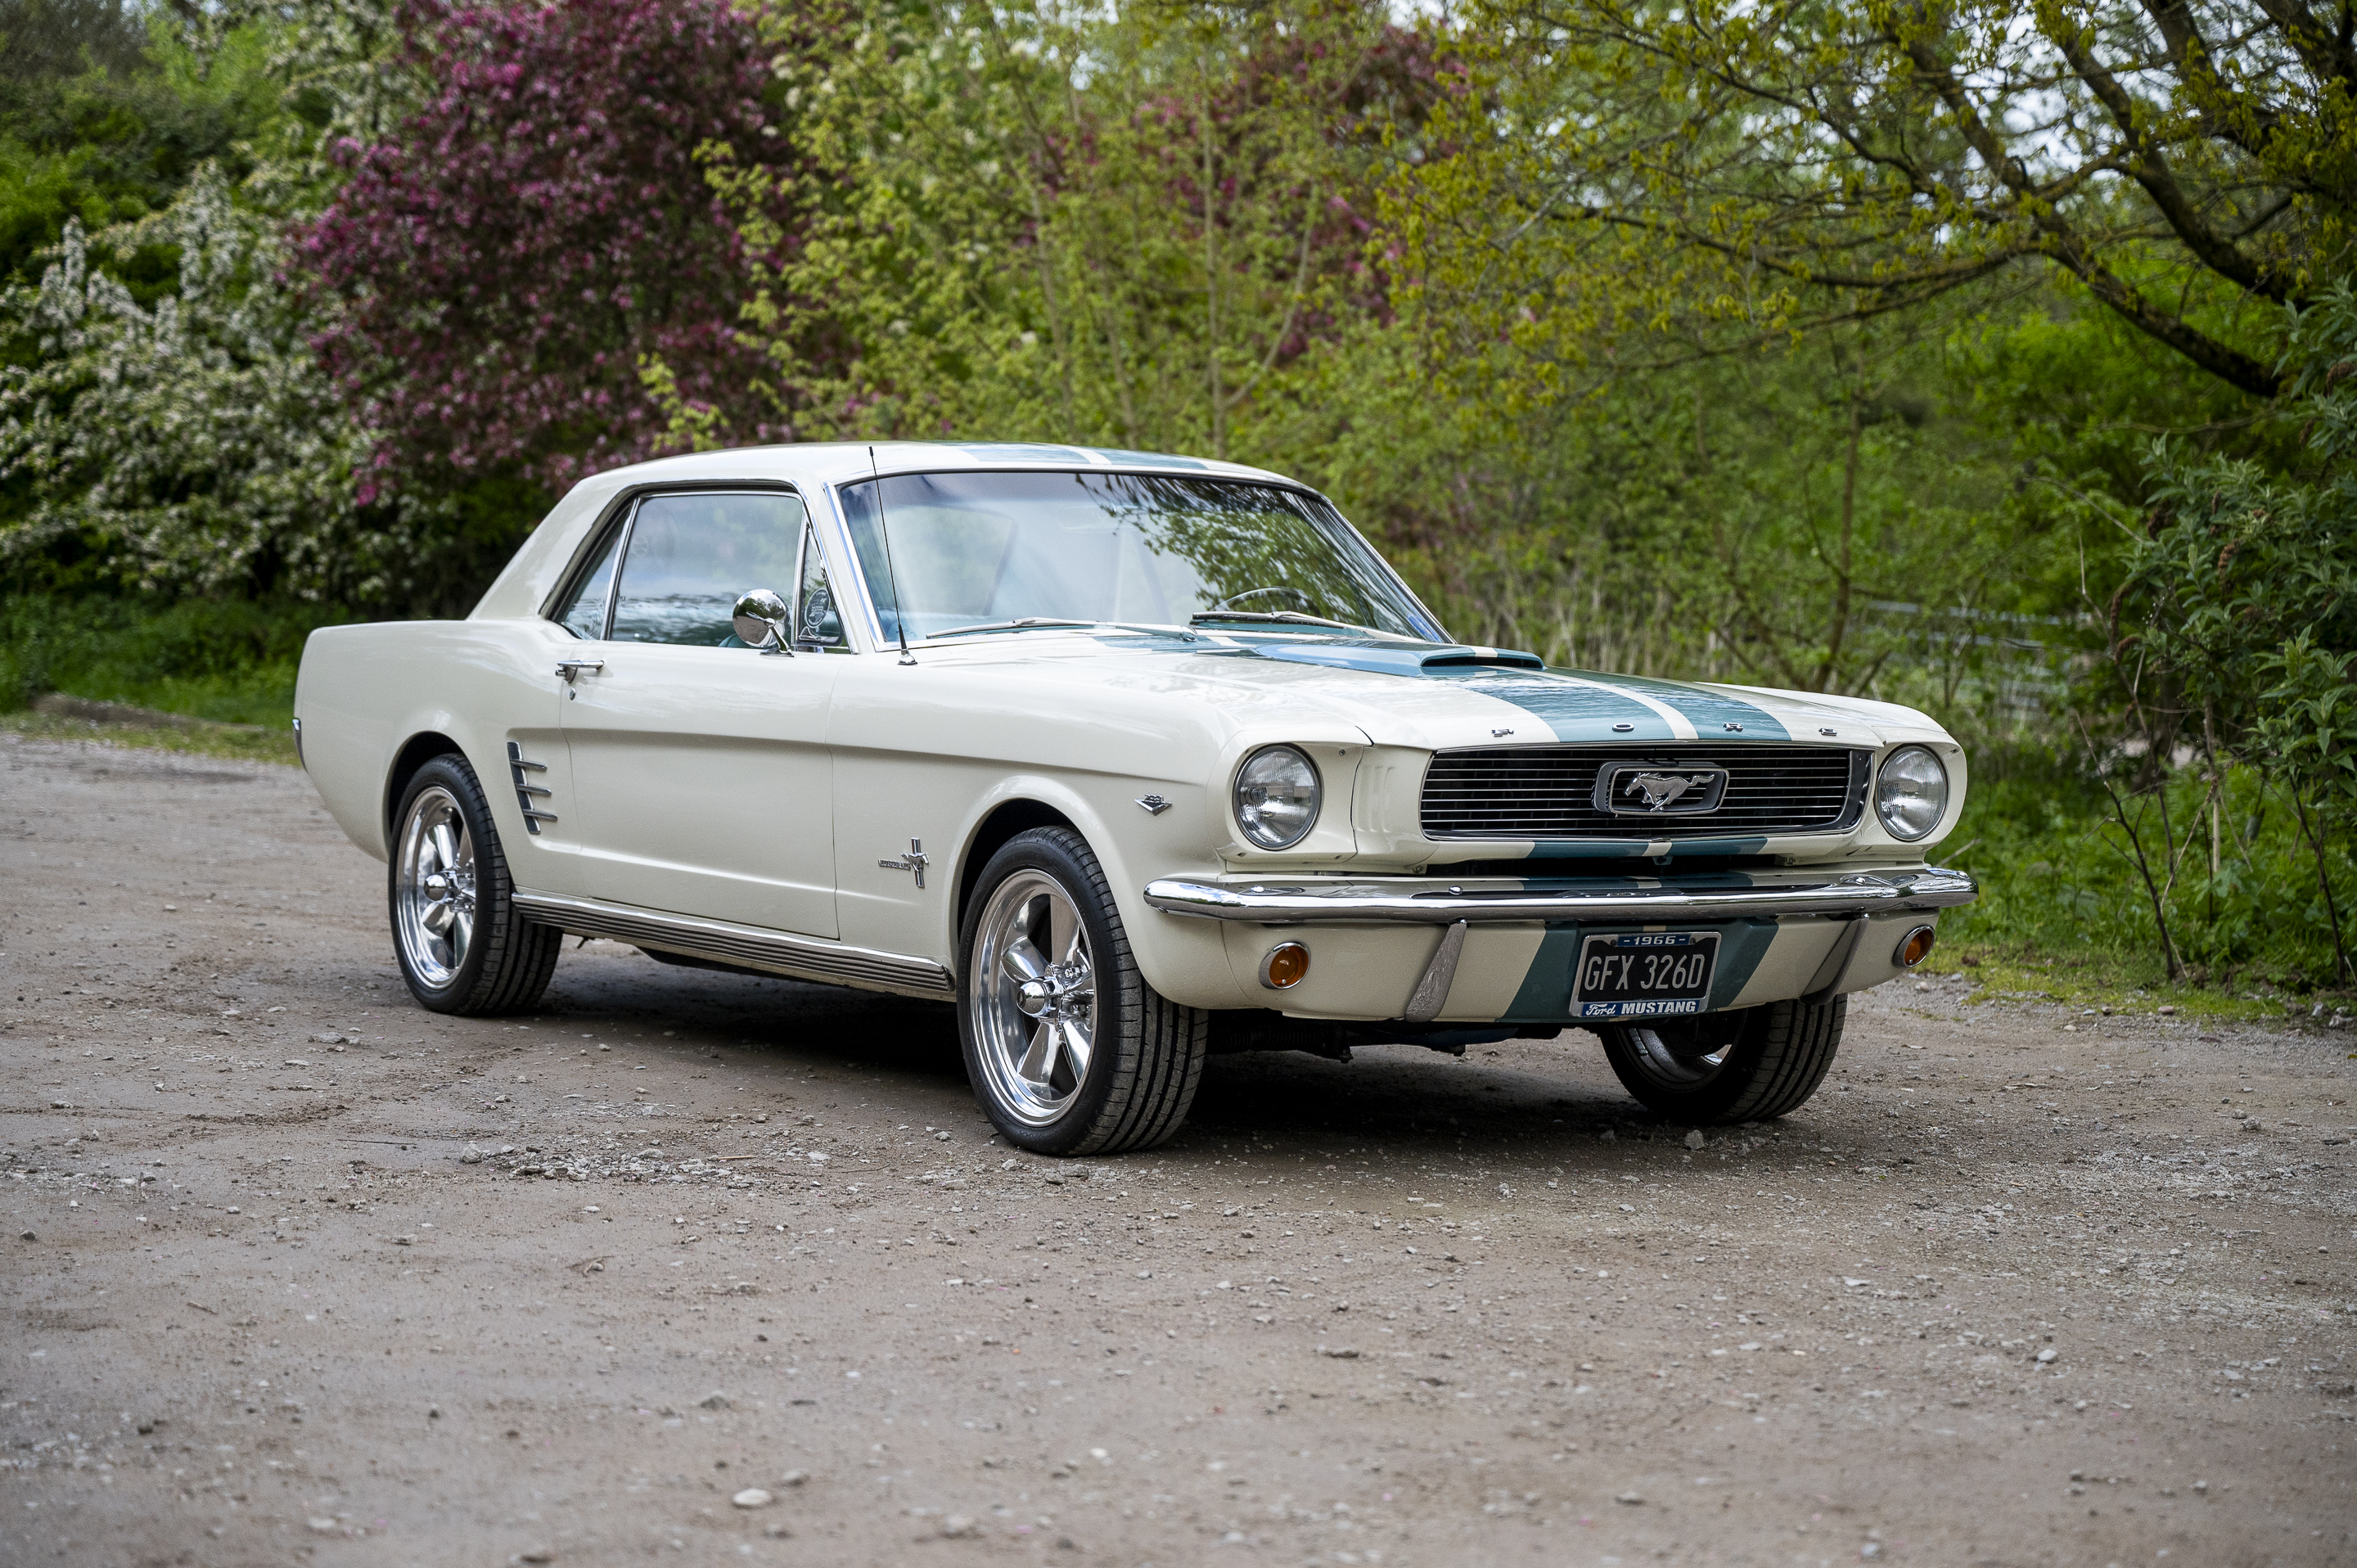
[1260,942,1311,989]
[1895,925,1936,968]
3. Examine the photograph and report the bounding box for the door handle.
[556,659,605,683]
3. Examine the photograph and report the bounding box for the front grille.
[1421,745,1868,840]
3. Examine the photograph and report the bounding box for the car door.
[556,487,844,938]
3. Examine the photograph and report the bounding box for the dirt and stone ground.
[4,732,2354,1568]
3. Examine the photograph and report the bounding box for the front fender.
[942,772,1252,1011]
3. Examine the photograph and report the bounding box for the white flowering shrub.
[0,166,412,603]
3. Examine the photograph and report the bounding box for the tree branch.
[1889,9,2287,396]
[2043,12,2305,305]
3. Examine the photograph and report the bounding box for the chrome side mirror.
[732,588,793,655]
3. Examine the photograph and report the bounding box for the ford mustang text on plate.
[295,444,1976,1154]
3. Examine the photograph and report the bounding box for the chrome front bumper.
[1142,867,1977,925]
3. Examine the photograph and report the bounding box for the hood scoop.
[1255,642,1546,677]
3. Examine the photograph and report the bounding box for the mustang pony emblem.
[1621,772,1718,811]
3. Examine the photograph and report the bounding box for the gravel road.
[4,733,2353,1567]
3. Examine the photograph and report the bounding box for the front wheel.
[958,827,1206,1155]
[390,755,561,1016]
[1595,995,1845,1124]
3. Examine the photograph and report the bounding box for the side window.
[795,522,845,648]
[555,521,624,640]
[609,491,805,647]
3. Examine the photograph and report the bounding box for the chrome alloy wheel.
[971,869,1098,1127]
[394,785,477,989]
[1617,1021,1736,1090]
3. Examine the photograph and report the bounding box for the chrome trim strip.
[512,892,956,1000]
[1141,867,1978,925]
[507,741,556,836]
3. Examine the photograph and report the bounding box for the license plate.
[1573,931,1719,1019]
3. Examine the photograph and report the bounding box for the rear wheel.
[390,755,561,1016]
[1596,996,1845,1124]
[959,827,1206,1155]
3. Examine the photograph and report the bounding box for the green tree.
[1383,0,2357,422]
[0,1,282,291]
[696,0,1444,464]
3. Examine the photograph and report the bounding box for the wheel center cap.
[1017,978,1056,1017]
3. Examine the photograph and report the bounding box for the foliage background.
[0,0,2349,1003]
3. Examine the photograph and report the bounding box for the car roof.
[469,441,1314,624]
[591,440,1299,489]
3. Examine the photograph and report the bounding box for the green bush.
[0,590,350,723]
[1941,747,2354,993]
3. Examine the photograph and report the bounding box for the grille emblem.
[1596,764,1730,815]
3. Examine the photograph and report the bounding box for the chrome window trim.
[538,480,810,642]
[813,480,881,656]
[597,495,641,641]
[791,513,856,652]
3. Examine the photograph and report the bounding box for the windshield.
[836,470,1442,644]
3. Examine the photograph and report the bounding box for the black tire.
[958,827,1207,1155]
[388,754,561,1016]
[1595,995,1845,1124]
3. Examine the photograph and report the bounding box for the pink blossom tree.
[296,0,811,520]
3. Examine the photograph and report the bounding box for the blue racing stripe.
[1520,842,1660,861]
[1430,669,1679,742]
[1078,633,1773,745]
[1573,669,1792,741]
[1664,836,1768,857]
[1251,642,1544,675]
[1704,921,1782,1009]
[1501,926,1585,1022]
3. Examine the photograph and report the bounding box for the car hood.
[910,630,1949,750]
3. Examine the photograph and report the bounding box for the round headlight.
[1875,746,1949,841]
[1234,745,1321,849]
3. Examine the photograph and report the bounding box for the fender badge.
[878,838,930,889]
[1135,795,1172,815]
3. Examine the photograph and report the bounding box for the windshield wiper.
[932,617,1215,642]
[931,617,1099,639]
[1189,609,1376,634]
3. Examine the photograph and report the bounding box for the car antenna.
[869,444,916,666]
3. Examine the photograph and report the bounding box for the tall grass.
[0,593,353,725]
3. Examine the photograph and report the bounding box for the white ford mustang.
[295,442,1975,1154]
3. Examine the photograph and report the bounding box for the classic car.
[294,442,1976,1155]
